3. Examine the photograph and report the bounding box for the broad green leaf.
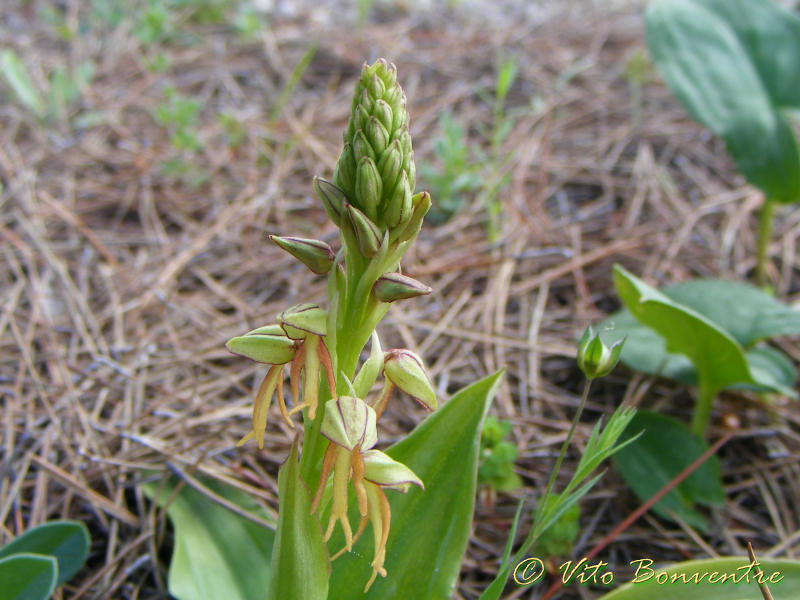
[646,0,800,203]
[328,370,504,599]
[664,279,800,344]
[612,412,725,531]
[601,275,798,396]
[267,439,329,600]
[600,557,800,599]
[612,266,758,395]
[0,554,57,600]
[142,474,276,600]
[0,520,89,585]
[1,50,46,119]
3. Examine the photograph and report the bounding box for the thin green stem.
[691,380,715,440]
[540,378,592,512]
[756,198,774,287]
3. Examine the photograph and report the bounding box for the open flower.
[225,304,336,447]
[310,396,422,591]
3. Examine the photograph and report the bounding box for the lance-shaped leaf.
[141,474,276,600]
[646,0,800,202]
[226,325,296,365]
[270,235,334,275]
[327,370,503,599]
[267,440,329,600]
[353,331,384,398]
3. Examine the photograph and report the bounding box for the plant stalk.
[755,197,774,287]
[690,380,715,439]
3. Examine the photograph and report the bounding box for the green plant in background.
[595,265,800,531]
[480,328,637,599]
[0,520,90,600]
[646,0,800,286]
[604,265,799,438]
[152,86,210,186]
[478,416,522,495]
[420,111,482,224]
[1,50,94,124]
[477,57,518,242]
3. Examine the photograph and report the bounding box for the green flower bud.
[355,156,382,222]
[353,129,376,163]
[270,235,334,275]
[373,99,393,132]
[373,272,431,302]
[355,104,370,132]
[383,171,411,228]
[366,116,389,156]
[367,73,385,99]
[279,303,328,340]
[226,324,296,364]
[393,191,431,243]
[577,326,625,380]
[316,176,348,224]
[383,349,437,411]
[347,204,382,258]
[377,140,402,197]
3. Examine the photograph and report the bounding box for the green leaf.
[1,50,46,119]
[611,266,752,394]
[612,411,725,531]
[142,473,276,600]
[600,557,800,599]
[602,274,798,396]
[328,370,504,599]
[0,520,89,585]
[267,439,330,600]
[646,0,800,203]
[0,554,57,600]
[664,279,800,344]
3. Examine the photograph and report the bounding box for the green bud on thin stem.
[356,156,382,222]
[577,326,625,380]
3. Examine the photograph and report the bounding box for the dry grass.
[2,1,800,598]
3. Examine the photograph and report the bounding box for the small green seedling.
[1,50,94,123]
[0,520,90,600]
[646,0,800,285]
[603,265,799,438]
[419,111,482,224]
[479,329,637,599]
[478,416,522,495]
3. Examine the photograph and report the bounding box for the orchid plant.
[224,60,499,598]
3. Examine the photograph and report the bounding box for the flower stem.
[690,380,715,440]
[755,197,774,287]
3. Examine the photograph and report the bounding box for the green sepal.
[270,235,334,275]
